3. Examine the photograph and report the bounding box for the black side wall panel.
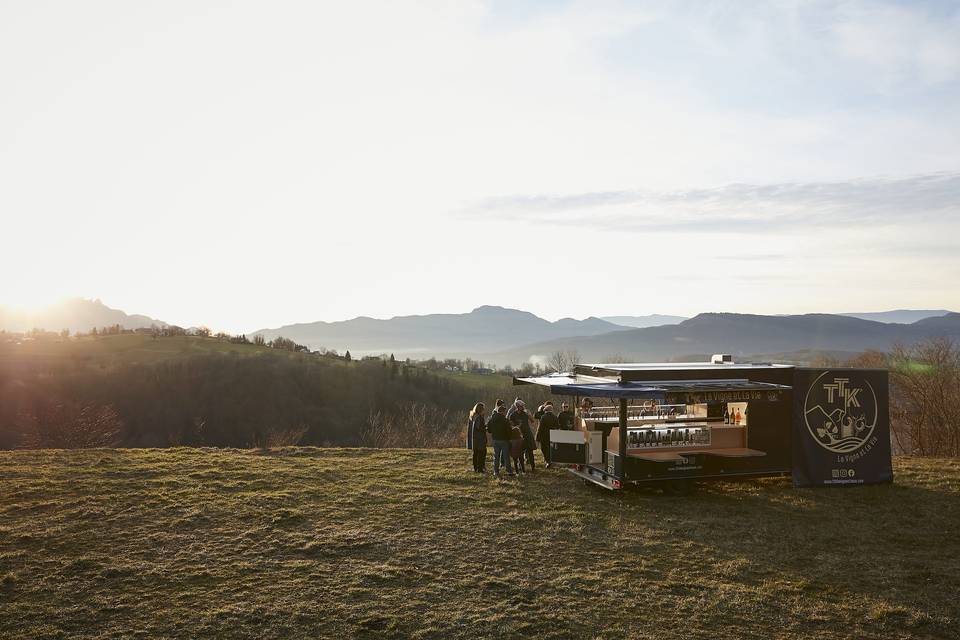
[792,368,893,487]
[744,393,792,472]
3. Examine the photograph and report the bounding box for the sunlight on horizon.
[0,291,72,314]
[1,1,958,333]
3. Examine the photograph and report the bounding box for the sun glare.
[0,290,70,313]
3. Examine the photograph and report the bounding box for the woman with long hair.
[467,402,487,472]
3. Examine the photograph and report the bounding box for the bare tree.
[811,353,842,368]
[263,424,310,448]
[547,350,568,373]
[845,350,887,369]
[888,338,960,457]
[361,402,462,448]
[565,349,582,368]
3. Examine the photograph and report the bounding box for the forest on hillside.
[0,343,545,450]
[1,332,958,456]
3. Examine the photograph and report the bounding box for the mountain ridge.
[491,311,960,366]
[5,300,958,365]
[0,298,166,334]
[839,309,953,324]
[600,314,688,328]
[251,306,629,355]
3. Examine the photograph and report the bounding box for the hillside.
[492,312,960,366]
[0,335,528,450]
[0,298,166,333]
[0,449,957,639]
[0,333,294,369]
[251,306,626,358]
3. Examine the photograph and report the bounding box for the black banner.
[666,389,785,405]
[792,368,893,487]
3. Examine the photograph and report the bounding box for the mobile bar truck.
[514,356,893,490]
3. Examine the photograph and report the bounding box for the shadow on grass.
[579,475,958,636]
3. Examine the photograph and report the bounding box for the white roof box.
[711,354,733,364]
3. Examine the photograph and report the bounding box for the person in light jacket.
[466,402,487,472]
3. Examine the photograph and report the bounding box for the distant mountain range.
[253,306,959,365]
[600,314,689,328]
[5,299,957,367]
[252,306,626,356]
[0,298,166,334]
[839,309,953,324]
[597,310,953,328]
[491,312,960,366]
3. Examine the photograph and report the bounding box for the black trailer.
[515,358,893,490]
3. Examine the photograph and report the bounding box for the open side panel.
[516,372,794,485]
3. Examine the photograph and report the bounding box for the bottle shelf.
[626,424,711,449]
[586,416,722,425]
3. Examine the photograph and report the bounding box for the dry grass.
[0,449,957,639]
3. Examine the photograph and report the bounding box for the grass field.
[1,449,957,639]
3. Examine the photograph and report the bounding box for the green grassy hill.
[1,450,957,639]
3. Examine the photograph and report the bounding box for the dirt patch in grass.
[0,449,957,639]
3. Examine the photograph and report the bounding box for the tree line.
[4,328,957,456]
[0,350,485,450]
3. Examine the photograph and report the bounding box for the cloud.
[830,1,960,90]
[466,172,960,234]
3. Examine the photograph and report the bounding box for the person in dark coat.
[466,402,487,472]
[486,405,514,477]
[535,403,559,467]
[508,399,536,472]
[557,402,575,430]
[509,425,526,473]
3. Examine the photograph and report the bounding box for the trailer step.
[567,466,621,490]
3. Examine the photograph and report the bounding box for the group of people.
[466,397,577,477]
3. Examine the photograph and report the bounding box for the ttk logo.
[821,378,861,409]
[803,371,878,454]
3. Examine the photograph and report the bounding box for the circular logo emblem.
[803,371,878,454]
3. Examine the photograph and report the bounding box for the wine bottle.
[735,408,741,425]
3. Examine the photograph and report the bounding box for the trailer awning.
[513,374,790,402]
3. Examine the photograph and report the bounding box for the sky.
[1,0,959,334]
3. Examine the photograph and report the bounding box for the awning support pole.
[619,398,628,477]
